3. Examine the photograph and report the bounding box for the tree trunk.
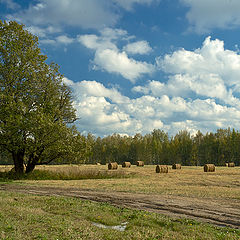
[25,154,38,173]
[12,150,25,174]
[25,162,36,173]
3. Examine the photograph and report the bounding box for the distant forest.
[1,128,240,166]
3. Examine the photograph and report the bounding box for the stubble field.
[0,164,239,239]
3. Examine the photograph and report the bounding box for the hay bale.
[172,163,181,169]
[204,164,215,172]
[156,165,168,173]
[122,162,131,168]
[136,161,144,167]
[228,162,235,167]
[108,162,118,170]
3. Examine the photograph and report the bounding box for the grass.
[0,164,134,181]
[0,164,240,239]
[0,190,239,240]
[11,165,240,201]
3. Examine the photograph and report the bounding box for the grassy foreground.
[0,165,240,239]
[0,190,239,240]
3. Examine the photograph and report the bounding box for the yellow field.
[2,164,239,201]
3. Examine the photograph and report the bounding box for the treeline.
[1,128,240,166]
[75,128,240,166]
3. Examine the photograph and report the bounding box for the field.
[0,164,240,239]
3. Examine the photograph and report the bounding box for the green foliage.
[80,128,240,166]
[0,20,80,173]
[0,150,11,164]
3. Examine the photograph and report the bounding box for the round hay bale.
[108,162,118,170]
[228,162,235,167]
[172,163,181,169]
[122,162,131,168]
[204,164,215,172]
[156,165,168,173]
[136,161,144,167]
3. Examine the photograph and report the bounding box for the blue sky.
[2,0,240,137]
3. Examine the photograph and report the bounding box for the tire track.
[0,184,239,229]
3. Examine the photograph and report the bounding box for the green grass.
[0,191,239,240]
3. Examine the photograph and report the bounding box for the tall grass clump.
[0,168,135,180]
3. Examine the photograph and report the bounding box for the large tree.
[0,20,77,174]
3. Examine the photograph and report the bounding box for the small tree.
[0,21,78,174]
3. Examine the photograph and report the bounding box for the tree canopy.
[0,20,78,173]
[74,128,240,167]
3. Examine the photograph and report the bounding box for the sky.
[2,0,240,137]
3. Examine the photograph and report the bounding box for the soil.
[0,183,239,229]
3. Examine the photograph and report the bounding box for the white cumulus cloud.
[78,28,155,82]
[93,49,154,82]
[56,35,75,44]
[152,36,240,106]
[123,40,152,55]
[63,78,240,137]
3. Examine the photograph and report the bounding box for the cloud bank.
[7,0,159,32]
[65,77,240,137]
[181,0,240,33]
[152,37,240,106]
[63,37,240,136]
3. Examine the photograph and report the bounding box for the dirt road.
[0,184,239,229]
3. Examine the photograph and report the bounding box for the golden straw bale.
[172,163,181,169]
[136,161,144,167]
[204,164,215,172]
[156,165,168,173]
[228,162,235,167]
[108,162,118,170]
[122,162,131,168]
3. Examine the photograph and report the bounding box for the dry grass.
[0,164,133,180]
[0,165,13,172]
[4,164,238,201]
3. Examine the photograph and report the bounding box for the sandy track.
[0,184,239,229]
